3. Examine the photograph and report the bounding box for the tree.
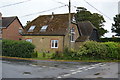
[112,14,120,36]
[75,7,108,37]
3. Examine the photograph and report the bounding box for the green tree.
[112,14,120,36]
[75,7,108,37]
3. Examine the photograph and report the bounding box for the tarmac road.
[1,59,119,79]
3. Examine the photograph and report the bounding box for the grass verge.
[1,56,120,62]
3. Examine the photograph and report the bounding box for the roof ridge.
[38,13,75,17]
[2,16,17,18]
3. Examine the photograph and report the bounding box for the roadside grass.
[1,56,120,62]
[33,53,54,60]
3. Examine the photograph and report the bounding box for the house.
[22,13,99,53]
[0,12,23,40]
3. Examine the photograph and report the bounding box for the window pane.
[71,33,74,42]
[26,39,32,43]
[40,25,48,32]
[28,26,35,32]
[51,40,54,47]
[55,40,58,47]
[71,27,75,33]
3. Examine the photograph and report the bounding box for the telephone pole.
[68,0,71,49]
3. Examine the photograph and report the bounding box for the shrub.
[103,42,120,60]
[77,41,108,60]
[51,52,64,59]
[31,51,38,58]
[100,38,120,42]
[2,39,35,58]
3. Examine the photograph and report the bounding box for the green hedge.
[2,39,35,58]
[100,38,120,42]
[77,41,108,60]
[77,41,120,60]
[103,42,120,60]
[51,41,120,60]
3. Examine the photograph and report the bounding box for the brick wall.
[2,18,23,40]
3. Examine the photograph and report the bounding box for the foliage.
[51,41,120,60]
[37,53,55,59]
[103,42,120,59]
[31,51,38,58]
[112,14,120,36]
[75,7,108,37]
[77,41,108,60]
[2,39,35,58]
[100,38,120,42]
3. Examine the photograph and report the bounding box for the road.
[1,59,119,79]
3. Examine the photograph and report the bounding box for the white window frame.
[70,27,75,42]
[51,40,58,48]
[26,39,32,43]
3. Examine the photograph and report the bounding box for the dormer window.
[40,25,48,32]
[28,25,35,32]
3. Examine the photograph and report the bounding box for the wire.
[52,0,112,20]
[20,5,67,18]
[51,0,77,8]
[0,0,31,8]
[83,0,112,20]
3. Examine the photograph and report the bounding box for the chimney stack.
[51,12,54,19]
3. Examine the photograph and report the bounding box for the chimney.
[49,12,54,23]
[0,12,2,27]
[51,12,54,19]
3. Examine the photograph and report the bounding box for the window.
[51,40,58,48]
[28,26,35,32]
[70,27,75,42]
[40,25,48,32]
[26,39,32,43]
[19,29,22,33]
[72,16,76,23]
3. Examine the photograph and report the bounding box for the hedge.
[77,41,120,60]
[103,42,120,60]
[51,41,120,60]
[100,38,120,42]
[2,39,35,58]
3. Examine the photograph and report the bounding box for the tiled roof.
[22,13,75,36]
[76,21,97,42]
[77,21,96,36]
[2,16,23,29]
[2,16,17,27]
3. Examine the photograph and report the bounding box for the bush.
[77,41,108,60]
[51,47,77,60]
[51,41,120,60]
[103,42,120,60]
[31,51,38,58]
[100,38,120,42]
[2,39,35,58]
[77,41,120,60]
[51,52,64,59]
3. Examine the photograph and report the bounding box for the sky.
[0,0,120,37]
